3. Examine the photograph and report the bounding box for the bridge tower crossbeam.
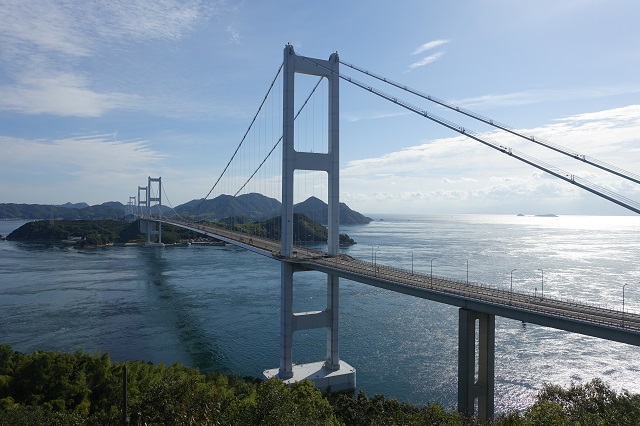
[263,45,356,392]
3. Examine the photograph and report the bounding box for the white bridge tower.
[141,176,164,247]
[264,45,356,392]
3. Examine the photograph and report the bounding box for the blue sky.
[1,0,639,215]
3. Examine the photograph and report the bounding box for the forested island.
[6,220,201,247]
[0,344,638,425]
[6,214,356,248]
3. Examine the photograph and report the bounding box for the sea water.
[0,214,639,413]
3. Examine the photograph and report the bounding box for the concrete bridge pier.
[277,261,295,379]
[264,262,355,391]
[458,308,495,421]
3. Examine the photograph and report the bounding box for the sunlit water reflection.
[1,215,638,413]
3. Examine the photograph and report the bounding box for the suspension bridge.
[127,45,639,420]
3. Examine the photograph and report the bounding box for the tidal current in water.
[1,214,639,413]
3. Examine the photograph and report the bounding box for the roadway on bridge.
[162,219,640,346]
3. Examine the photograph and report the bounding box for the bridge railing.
[308,253,640,332]
[159,218,639,332]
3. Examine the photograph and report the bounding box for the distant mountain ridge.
[0,194,373,225]
[293,196,372,225]
[0,202,125,220]
[175,193,282,222]
[58,202,89,209]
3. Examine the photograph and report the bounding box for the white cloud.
[0,1,221,117]
[411,40,449,55]
[443,177,477,183]
[226,25,241,44]
[343,110,410,123]
[558,104,640,123]
[0,133,169,204]
[0,1,91,58]
[342,134,473,177]
[408,52,445,70]
[1,134,165,176]
[341,105,640,214]
[545,105,640,159]
[0,73,140,117]
[405,39,449,71]
[453,86,640,110]
[0,1,216,58]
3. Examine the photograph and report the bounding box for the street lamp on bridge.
[466,259,469,286]
[537,269,544,299]
[430,258,436,288]
[622,283,632,326]
[374,247,380,276]
[510,269,518,304]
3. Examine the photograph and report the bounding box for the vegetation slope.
[220,212,355,245]
[6,220,203,247]
[1,345,639,425]
[6,214,356,247]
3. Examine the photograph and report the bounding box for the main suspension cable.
[299,56,640,214]
[233,76,325,197]
[195,62,284,213]
[161,182,190,223]
[340,59,640,186]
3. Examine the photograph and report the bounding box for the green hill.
[210,213,356,246]
[1,195,371,225]
[294,196,372,225]
[6,220,202,246]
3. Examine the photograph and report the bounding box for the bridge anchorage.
[262,45,356,392]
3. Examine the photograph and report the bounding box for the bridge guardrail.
[162,219,640,333]
[308,253,640,332]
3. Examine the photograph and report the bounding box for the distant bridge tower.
[125,196,137,221]
[264,45,356,391]
[137,186,147,218]
[143,177,164,247]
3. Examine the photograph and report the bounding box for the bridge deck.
[160,219,640,346]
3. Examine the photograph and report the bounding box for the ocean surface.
[1,214,639,413]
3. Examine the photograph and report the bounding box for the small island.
[6,219,202,248]
[6,213,356,248]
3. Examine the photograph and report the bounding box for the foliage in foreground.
[1,344,639,425]
[0,344,340,425]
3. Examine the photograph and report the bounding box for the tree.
[256,379,342,425]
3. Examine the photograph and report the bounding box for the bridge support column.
[266,264,355,391]
[279,262,294,379]
[325,273,340,370]
[264,44,355,392]
[458,308,495,421]
[143,176,164,247]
